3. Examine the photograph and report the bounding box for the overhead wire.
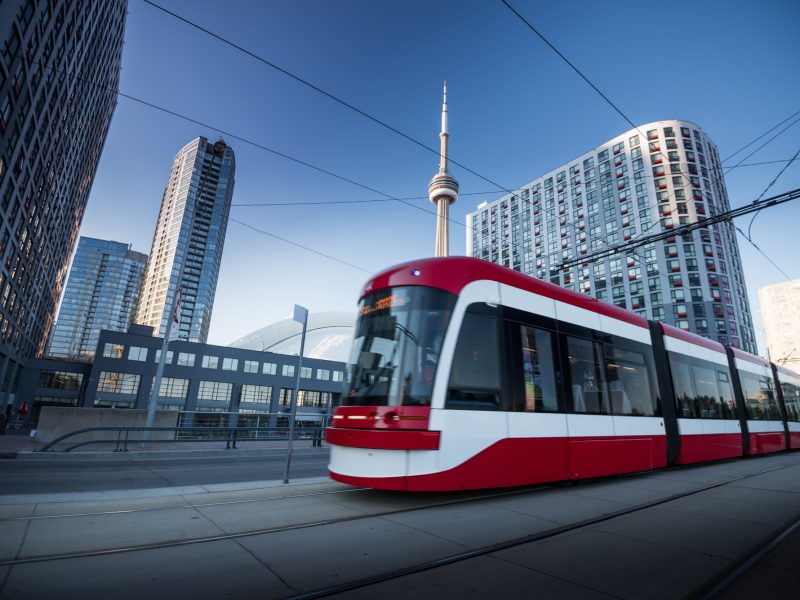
[228,218,372,274]
[743,146,800,246]
[140,0,639,271]
[723,115,800,175]
[231,190,500,208]
[501,0,796,281]
[722,108,800,163]
[25,56,471,275]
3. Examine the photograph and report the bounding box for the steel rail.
[0,459,796,570]
[698,515,800,599]
[0,482,558,567]
[0,486,369,522]
[288,460,799,599]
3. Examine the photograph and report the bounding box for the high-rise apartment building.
[0,1,126,399]
[135,137,235,344]
[759,279,800,371]
[467,120,757,353]
[46,237,147,360]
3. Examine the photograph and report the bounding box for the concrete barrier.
[35,407,179,444]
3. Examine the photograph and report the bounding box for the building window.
[128,346,148,361]
[316,369,330,381]
[222,358,238,371]
[262,362,277,375]
[98,372,140,395]
[300,366,313,379]
[279,388,293,406]
[102,343,124,358]
[38,371,83,391]
[154,350,173,364]
[244,360,259,373]
[332,371,344,382]
[241,384,272,404]
[282,365,295,378]
[297,390,331,408]
[176,352,195,367]
[157,378,189,398]
[197,381,232,402]
[202,355,218,369]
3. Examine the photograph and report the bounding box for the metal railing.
[37,422,330,453]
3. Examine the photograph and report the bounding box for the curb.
[2,446,329,461]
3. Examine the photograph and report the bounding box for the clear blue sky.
[79,0,800,352]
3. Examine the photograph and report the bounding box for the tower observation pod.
[428,82,459,257]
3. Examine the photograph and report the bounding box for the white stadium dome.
[229,311,356,363]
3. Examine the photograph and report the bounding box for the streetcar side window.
[692,364,725,418]
[566,335,608,414]
[781,381,800,422]
[668,352,737,419]
[715,370,737,419]
[739,372,781,420]
[446,311,502,409]
[519,325,558,412]
[603,342,657,416]
[670,354,697,417]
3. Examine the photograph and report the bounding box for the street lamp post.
[283,304,308,484]
[143,288,182,442]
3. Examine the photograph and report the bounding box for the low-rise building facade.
[18,325,346,428]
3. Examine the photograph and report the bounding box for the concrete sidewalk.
[0,452,798,599]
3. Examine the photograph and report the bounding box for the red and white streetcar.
[326,257,800,491]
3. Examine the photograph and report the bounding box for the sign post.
[283,304,308,484]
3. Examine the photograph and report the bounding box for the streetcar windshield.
[343,286,457,407]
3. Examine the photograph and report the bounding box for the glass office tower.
[135,137,235,343]
[0,0,126,409]
[467,120,757,354]
[47,237,147,360]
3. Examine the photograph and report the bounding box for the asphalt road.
[0,448,331,495]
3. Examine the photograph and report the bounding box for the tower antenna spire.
[428,81,459,257]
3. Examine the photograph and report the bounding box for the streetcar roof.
[659,322,726,354]
[730,346,772,369]
[360,256,649,329]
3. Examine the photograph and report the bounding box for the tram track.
[0,486,371,522]
[286,461,798,599]
[698,515,800,599]
[0,459,795,577]
[0,482,560,566]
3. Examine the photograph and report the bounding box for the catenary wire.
[722,107,800,163]
[745,147,800,240]
[734,228,793,281]
[149,0,785,278]
[501,0,797,281]
[139,0,640,268]
[231,190,500,207]
[21,58,461,272]
[143,0,800,282]
[228,218,372,274]
[724,115,800,174]
[554,188,800,271]
[26,57,470,233]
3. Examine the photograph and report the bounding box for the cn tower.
[428,82,459,257]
